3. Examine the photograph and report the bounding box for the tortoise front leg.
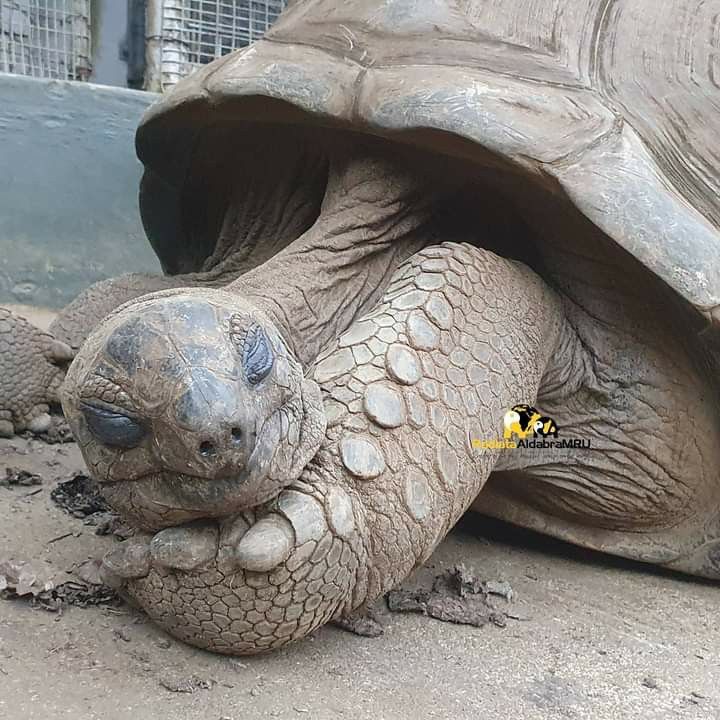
[105,243,573,654]
[0,308,73,436]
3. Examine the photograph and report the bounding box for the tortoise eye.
[80,402,146,449]
[231,321,274,385]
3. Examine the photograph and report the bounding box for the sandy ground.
[0,436,717,720]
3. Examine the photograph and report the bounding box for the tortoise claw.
[0,418,14,438]
[101,539,152,586]
[47,339,75,364]
[149,523,218,571]
[27,412,52,434]
[234,514,295,572]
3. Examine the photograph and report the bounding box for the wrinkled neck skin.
[232,147,443,367]
[48,145,331,354]
[199,147,330,283]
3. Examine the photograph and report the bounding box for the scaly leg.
[102,242,573,654]
[0,308,73,436]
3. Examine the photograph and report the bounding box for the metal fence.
[0,0,91,81]
[147,0,287,91]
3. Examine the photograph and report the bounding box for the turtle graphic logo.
[503,404,559,440]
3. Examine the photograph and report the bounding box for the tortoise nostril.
[199,440,216,458]
[231,427,242,444]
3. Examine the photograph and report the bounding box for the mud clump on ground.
[386,564,512,628]
[1,467,43,487]
[50,474,132,538]
[39,580,120,610]
[50,473,110,518]
[334,607,385,637]
[0,558,120,611]
[159,674,217,693]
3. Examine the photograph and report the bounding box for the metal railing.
[0,0,91,81]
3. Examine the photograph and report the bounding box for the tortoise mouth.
[76,369,321,531]
[98,467,284,531]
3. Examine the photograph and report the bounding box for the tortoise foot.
[0,307,73,437]
[101,479,366,655]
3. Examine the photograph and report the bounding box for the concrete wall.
[0,74,160,308]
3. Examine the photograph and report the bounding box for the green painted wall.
[0,75,160,308]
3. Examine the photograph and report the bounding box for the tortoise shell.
[136,0,720,326]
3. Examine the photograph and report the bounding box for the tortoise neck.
[228,149,441,366]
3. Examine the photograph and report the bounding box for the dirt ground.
[0,435,716,720]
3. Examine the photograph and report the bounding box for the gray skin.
[62,145,443,529]
[6,0,720,657]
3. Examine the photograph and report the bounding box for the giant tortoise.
[2,0,720,655]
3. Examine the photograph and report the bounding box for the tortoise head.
[60,288,325,530]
